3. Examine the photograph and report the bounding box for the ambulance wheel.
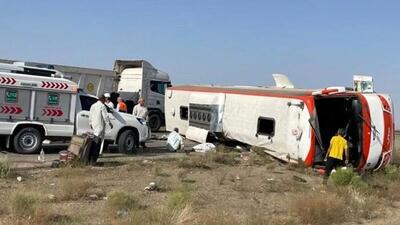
[149,113,161,132]
[118,130,137,154]
[13,127,43,154]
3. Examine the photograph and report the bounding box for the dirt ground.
[0,134,400,225]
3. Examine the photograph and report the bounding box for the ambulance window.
[257,117,275,136]
[80,96,97,111]
[180,106,188,120]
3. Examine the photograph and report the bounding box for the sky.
[0,0,399,126]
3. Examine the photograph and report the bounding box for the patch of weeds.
[382,164,400,181]
[263,178,308,193]
[126,160,153,171]
[53,167,89,178]
[0,155,10,178]
[154,166,170,177]
[129,204,195,225]
[35,207,81,225]
[178,156,211,169]
[195,212,241,225]
[9,190,40,218]
[291,193,346,225]
[216,169,228,185]
[245,212,296,225]
[245,153,271,166]
[107,191,139,213]
[208,152,240,166]
[60,179,93,201]
[69,158,87,168]
[350,175,369,190]
[177,170,196,183]
[167,186,191,210]
[265,162,276,170]
[155,177,174,192]
[331,167,357,186]
[337,187,379,220]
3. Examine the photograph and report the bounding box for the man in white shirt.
[104,93,114,109]
[133,97,149,148]
[88,95,113,165]
[167,128,184,152]
[132,98,148,120]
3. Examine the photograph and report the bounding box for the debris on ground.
[16,176,22,182]
[192,143,216,153]
[144,182,157,191]
[292,175,307,183]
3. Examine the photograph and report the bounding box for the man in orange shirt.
[323,128,349,185]
[116,97,127,113]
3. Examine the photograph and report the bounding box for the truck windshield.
[150,80,169,95]
[80,96,98,111]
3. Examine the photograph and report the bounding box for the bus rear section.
[312,93,394,170]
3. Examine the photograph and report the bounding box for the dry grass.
[107,191,139,213]
[0,155,10,178]
[216,169,228,185]
[127,204,195,225]
[9,190,42,219]
[263,177,308,193]
[208,151,240,166]
[34,207,80,225]
[3,149,400,225]
[167,186,191,210]
[154,166,170,177]
[291,193,347,225]
[178,156,211,169]
[53,167,90,178]
[59,178,93,201]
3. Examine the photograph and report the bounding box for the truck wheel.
[13,127,43,154]
[118,130,137,154]
[148,113,162,132]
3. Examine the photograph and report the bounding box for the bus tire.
[13,127,43,154]
[118,130,137,154]
[149,113,162,132]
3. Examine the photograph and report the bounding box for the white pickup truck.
[0,63,149,154]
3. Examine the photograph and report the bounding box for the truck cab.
[114,60,171,131]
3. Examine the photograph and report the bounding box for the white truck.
[0,59,172,131]
[0,63,150,154]
[114,60,171,131]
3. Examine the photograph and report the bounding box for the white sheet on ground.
[193,143,216,153]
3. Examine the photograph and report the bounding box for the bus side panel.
[0,87,31,121]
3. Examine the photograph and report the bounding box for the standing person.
[323,128,349,185]
[132,97,148,120]
[88,95,113,165]
[167,128,184,152]
[116,97,127,113]
[104,93,114,109]
[132,97,148,148]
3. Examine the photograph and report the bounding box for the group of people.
[87,94,149,165]
[103,93,148,120]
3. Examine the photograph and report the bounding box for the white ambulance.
[0,63,149,154]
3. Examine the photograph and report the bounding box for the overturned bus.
[165,78,394,171]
